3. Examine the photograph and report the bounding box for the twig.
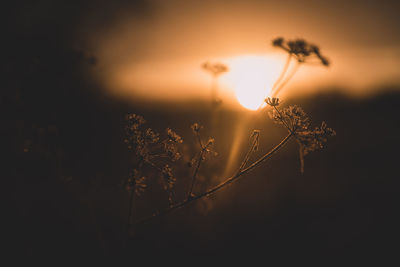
[237,130,260,173]
[273,106,292,132]
[135,132,293,225]
[187,132,212,199]
[187,149,204,199]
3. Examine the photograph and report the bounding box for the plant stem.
[195,132,203,149]
[272,62,300,98]
[187,132,205,199]
[271,54,292,94]
[273,106,292,132]
[136,132,293,225]
[211,74,218,106]
[257,54,292,110]
[187,149,204,199]
[237,131,259,173]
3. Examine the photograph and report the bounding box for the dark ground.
[4,2,400,265]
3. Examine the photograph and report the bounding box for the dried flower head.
[126,114,145,130]
[296,121,336,173]
[144,128,159,143]
[125,169,147,196]
[272,37,330,66]
[202,62,229,76]
[297,121,336,155]
[265,97,280,107]
[159,164,177,205]
[272,37,284,47]
[269,103,335,173]
[124,113,183,205]
[161,164,175,190]
[163,141,181,161]
[166,128,183,143]
[269,105,310,132]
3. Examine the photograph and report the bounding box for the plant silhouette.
[202,62,229,107]
[124,37,335,233]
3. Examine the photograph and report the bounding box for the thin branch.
[187,131,207,199]
[239,132,292,174]
[273,106,292,132]
[135,132,293,225]
[187,150,204,199]
[237,131,259,173]
[272,106,301,142]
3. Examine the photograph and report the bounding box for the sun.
[223,55,281,110]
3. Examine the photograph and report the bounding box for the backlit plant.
[202,62,229,107]
[124,37,335,233]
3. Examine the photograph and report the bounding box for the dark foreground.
[6,81,400,265]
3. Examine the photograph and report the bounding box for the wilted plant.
[124,37,335,231]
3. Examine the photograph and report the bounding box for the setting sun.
[223,55,282,110]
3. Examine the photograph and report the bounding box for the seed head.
[202,62,229,76]
[265,97,280,107]
[166,128,183,143]
[272,37,284,47]
[272,37,330,67]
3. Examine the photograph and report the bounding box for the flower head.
[272,37,330,66]
[272,37,284,47]
[202,62,229,76]
[265,97,280,107]
[166,128,183,143]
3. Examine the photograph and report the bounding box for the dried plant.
[123,114,183,232]
[202,62,229,107]
[270,37,330,97]
[124,37,335,232]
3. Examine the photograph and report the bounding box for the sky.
[8,0,400,104]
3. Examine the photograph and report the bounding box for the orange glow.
[222,55,282,110]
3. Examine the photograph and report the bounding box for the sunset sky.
[8,0,400,103]
[71,0,400,103]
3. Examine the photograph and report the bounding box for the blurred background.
[4,0,400,265]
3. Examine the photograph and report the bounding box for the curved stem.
[257,54,292,111]
[271,54,292,93]
[238,132,292,174]
[135,132,293,225]
[272,62,300,98]
[237,132,259,173]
